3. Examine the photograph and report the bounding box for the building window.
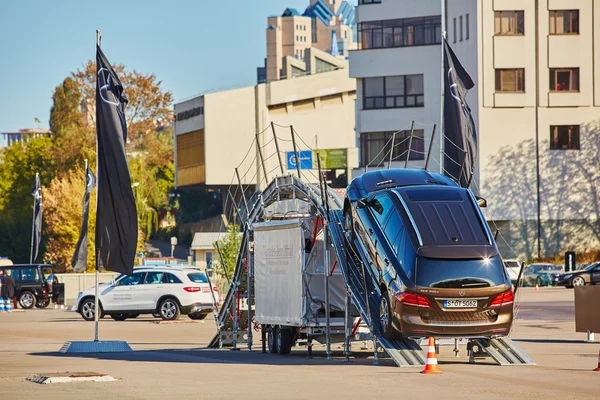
[466,14,470,39]
[495,69,525,92]
[460,16,463,41]
[494,11,525,35]
[453,18,457,43]
[359,16,441,49]
[550,125,580,150]
[360,130,425,167]
[550,68,579,91]
[550,10,579,34]
[363,75,424,110]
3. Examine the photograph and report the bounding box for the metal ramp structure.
[468,337,536,366]
[209,175,426,367]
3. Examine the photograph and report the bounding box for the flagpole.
[94,30,101,343]
[439,0,446,174]
[29,172,38,264]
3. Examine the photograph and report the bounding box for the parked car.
[503,259,523,285]
[0,264,60,308]
[75,266,217,321]
[344,169,513,340]
[521,264,561,287]
[552,262,600,288]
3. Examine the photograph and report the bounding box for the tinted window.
[187,273,208,283]
[118,272,146,286]
[416,256,506,288]
[370,194,395,227]
[144,271,164,284]
[399,188,490,247]
[384,212,404,254]
[19,268,40,281]
[163,273,183,284]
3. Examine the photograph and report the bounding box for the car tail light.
[490,290,514,307]
[394,292,432,308]
[184,287,201,292]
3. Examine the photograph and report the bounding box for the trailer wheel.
[277,328,293,355]
[267,325,278,354]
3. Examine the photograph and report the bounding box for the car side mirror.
[357,198,369,209]
[476,196,487,208]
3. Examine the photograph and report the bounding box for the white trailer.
[253,217,355,355]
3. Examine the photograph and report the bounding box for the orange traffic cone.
[535,283,540,291]
[421,337,442,374]
[594,350,600,371]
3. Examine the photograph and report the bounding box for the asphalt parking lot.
[0,287,598,399]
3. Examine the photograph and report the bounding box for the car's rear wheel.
[19,292,36,309]
[188,313,208,320]
[111,314,128,321]
[80,298,103,321]
[380,290,398,340]
[159,298,180,320]
[572,276,585,287]
[267,325,278,354]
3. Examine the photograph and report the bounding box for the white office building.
[351,0,600,259]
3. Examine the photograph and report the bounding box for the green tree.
[215,223,242,279]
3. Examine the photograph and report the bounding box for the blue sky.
[0,0,347,132]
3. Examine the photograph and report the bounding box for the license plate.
[443,300,477,308]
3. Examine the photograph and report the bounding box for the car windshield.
[187,273,208,283]
[416,255,506,288]
[582,263,599,271]
[398,188,490,247]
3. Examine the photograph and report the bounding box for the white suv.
[75,266,218,321]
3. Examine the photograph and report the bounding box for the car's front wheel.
[111,314,128,321]
[572,276,585,287]
[159,298,181,321]
[19,291,36,309]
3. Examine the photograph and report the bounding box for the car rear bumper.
[181,303,215,315]
[392,300,513,338]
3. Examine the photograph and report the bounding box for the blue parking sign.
[287,151,313,170]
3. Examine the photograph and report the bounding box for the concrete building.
[0,128,50,148]
[351,0,600,258]
[260,0,357,83]
[174,67,357,191]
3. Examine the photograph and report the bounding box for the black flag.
[30,173,42,264]
[443,39,477,188]
[95,45,138,275]
[71,166,96,272]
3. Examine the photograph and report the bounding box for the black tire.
[111,314,128,321]
[19,291,36,309]
[267,325,278,354]
[79,298,103,322]
[159,298,181,321]
[36,300,50,309]
[276,328,293,355]
[380,289,399,340]
[188,313,208,320]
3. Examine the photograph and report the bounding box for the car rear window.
[19,268,40,281]
[416,256,506,288]
[187,273,208,283]
[162,273,182,284]
[399,188,490,247]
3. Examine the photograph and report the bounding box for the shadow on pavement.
[30,348,404,368]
